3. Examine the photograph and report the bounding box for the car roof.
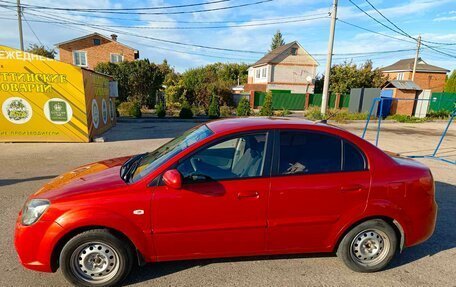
[206,117,339,134]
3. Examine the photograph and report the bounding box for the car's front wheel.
[60,229,134,287]
[337,219,398,272]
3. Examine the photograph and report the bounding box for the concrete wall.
[59,35,136,70]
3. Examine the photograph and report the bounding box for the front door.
[152,132,272,261]
[267,130,370,252]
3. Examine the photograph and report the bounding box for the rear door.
[267,130,370,252]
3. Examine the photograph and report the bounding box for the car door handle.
[340,184,366,192]
[237,191,259,199]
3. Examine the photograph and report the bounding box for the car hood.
[33,156,132,201]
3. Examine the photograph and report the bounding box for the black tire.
[336,219,397,272]
[59,229,134,287]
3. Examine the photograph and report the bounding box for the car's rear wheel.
[60,229,134,287]
[337,219,397,272]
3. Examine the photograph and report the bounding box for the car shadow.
[123,180,455,285]
[0,175,57,187]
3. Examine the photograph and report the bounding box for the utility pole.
[411,35,421,81]
[321,0,338,115]
[17,0,24,51]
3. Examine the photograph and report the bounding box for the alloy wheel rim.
[350,229,390,266]
[70,241,120,284]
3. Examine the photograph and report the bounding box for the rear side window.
[278,131,342,175]
[343,141,367,171]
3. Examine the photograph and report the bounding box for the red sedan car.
[15,118,437,286]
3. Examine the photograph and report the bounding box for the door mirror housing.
[163,169,182,189]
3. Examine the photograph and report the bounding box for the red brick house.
[244,41,318,94]
[380,58,449,92]
[56,33,139,70]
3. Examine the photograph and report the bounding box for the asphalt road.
[1,119,455,287]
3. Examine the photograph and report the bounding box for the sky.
[0,0,455,74]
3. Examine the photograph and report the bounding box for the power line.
[336,19,416,44]
[22,13,42,45]
[0,0,274,15]
[0,0,233,11]
[7,8,420,59]
[347,0,456,59]
[363,0,412,39]
[2,14,329,30]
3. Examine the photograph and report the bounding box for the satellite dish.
[306,76,313,83]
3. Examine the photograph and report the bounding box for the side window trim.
[157,130,274,186]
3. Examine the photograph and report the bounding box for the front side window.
[177,133,267,182]
[93,38,101,45]
[129,125,214,182]
[278,131,342,175]
[73,51,87,67]
[396,72,404,80]
[261,67,267,78]
[110,54,124,63]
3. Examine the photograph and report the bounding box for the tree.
[179,99,193,119]
[179,62,249,108]
[445,70,456,93]
[236,97,251,116]
[26,44,56,59]
[156,102,166,118]
[260,91,274,116]
[270,30,285,51]
[95,60,165,107]
[208,94,220,119]
[329,60,386,94]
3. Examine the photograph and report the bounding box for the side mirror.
[162,169,182,189]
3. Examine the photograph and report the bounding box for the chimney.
[111,34,118,41]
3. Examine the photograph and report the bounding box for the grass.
[304,107,369,123]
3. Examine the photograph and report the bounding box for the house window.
[110,54,124,63]
[73,51,87,67]
[256,69,260,78]
[93,38,101,46]
[291,48,298,55]
[261,67,267,78]
[396,73,404,80]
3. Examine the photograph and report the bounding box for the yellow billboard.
[0,45,116,142]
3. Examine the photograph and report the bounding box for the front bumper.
[14,217,64,272]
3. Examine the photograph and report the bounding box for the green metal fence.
[254,92,350,110]
[429,92,456,112]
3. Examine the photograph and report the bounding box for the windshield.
[129,124,213,183]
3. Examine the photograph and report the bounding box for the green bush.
[304,106,323,120]
[236,98,251,117]
[191,106,206,117]
[426,110,451,119]
[118,101,142,118]
[179,100,193,119]
[387,114,426,123]
[259,91,273,116]
[156,102,166,118]
[220,105,232,117]
[275,108,291,117]
[208,94,220,119]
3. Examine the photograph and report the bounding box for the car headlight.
[21,199,50,226]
